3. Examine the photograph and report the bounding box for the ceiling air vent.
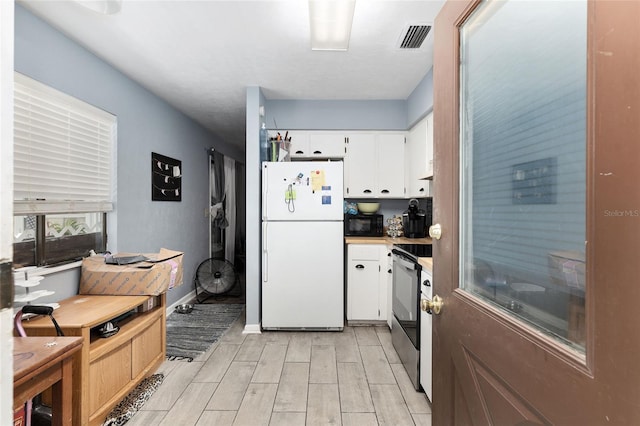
[398,24,432,49]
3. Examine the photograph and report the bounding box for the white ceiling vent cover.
[398,24,432,49]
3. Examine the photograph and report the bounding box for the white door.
[262,161,343,221]
[0,1,14,422]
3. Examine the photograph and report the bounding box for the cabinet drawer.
[348,244,381,260]
[131,316,163,378]
[89,342,132,415]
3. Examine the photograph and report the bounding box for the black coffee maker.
[402,198,427,238]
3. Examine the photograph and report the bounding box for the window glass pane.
[459,1,587,351]
[44,213,105,265]
[14,215,36,267]
[14,213,105,267]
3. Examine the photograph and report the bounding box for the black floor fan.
[194,258,238,302]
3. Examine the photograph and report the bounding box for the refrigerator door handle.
[262,165,268,220]
[262,222,268,282]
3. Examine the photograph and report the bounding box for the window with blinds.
[13,73,114,267]
[13,72,115,214]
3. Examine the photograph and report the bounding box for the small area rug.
[103,373,164,426]
[166,303,244,361]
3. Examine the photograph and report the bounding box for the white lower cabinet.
[420,269,433,402]
[346,244,389,322]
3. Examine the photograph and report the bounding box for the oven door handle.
[392,250,419,270]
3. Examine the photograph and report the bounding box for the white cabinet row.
[269,116,433,199]
[283,131,347,159]
[346,244,393,325]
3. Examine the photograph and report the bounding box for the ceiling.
[19,0,445,154]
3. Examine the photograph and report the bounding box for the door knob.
[421,295,443,315]
[429,223,442,240]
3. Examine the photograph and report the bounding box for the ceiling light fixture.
[309,0,356,51]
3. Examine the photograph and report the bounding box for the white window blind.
[13,72,115,215]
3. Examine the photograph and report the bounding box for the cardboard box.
[138,295,161,312]
[548,250,585,291]
[79,248,183,296]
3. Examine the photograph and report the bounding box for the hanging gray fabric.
[211,150,227,229]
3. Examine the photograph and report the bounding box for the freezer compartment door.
[262,221,344,329]
[262,161,344,221]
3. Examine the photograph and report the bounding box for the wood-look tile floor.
[131,313,432,426]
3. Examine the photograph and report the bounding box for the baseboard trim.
[243,323,261,334]
[166,290,196,316]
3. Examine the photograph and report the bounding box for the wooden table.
[13,336,83,426]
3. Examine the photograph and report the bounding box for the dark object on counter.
[344,213,384,237]
[403,198,427,238]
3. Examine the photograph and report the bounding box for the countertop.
[344,236,433,245]
[418,257,433,273]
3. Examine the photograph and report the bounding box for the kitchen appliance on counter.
[391,243,432,390]
[402,198,427,238]
[344,213,384,237]
[261,161,344,330]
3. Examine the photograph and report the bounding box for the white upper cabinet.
[345,132,405,198]
[405,112,433,198]
[344,133,377,197]
[285,131,346,159]
[376,133,405,197]
[285,130,310,158]
[307,132,346,158]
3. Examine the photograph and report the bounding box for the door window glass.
[459,1,587,351]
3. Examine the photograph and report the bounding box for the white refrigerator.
[261,161,344,330]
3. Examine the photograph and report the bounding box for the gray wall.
[14,5,242,307]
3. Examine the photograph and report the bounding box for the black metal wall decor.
[152,152,182,201]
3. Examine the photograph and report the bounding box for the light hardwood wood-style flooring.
[131,313,432,425]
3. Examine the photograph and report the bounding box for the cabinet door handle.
[423,279,431,287]
[381,189,390,194]
[388,269,392,274]
[313,150,322,154]
[364,189,372,194]
[419,188,425,192]
[355,264,365,269]
[295,150,305,154]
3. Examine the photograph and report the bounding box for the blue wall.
[265,99,407,131]
[407,68,434,127]
[14,5,242,306]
